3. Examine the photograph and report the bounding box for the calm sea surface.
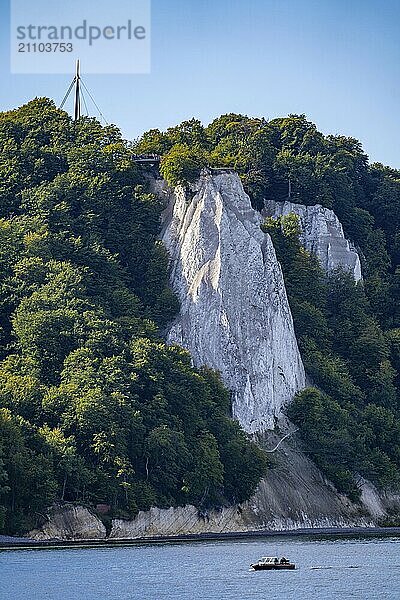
[1,535,400,599]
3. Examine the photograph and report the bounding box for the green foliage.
[0,100,266,534]
[287,388,362,501]
[160,143,207,187]
[0,408,58,532]
[266,216,400,495]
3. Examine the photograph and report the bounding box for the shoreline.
[1,526,400,551]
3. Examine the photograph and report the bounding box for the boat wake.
[311,565,361,570]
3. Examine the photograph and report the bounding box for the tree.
[0,408,58,533]
[145,426,190,504]
[185,432,224,506]
[160,143,208,187]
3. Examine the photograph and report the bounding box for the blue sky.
[1,0,400,167]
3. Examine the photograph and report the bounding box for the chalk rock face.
[264,199,362,281]
[29,505,106,540]
[161,173,305,433]
[110,505,253,538]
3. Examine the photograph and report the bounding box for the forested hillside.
[0,99,266,534]
[137,114,400,502]
[1,101,400,534]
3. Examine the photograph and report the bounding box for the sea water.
[1,535,399,599]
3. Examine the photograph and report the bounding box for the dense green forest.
[1,101,400,534]
[0,99,267,534]
[136,113,400,502]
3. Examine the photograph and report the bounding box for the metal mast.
[60,61,107,124]
[73,59,81,121]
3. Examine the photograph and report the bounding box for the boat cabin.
[258,557,280,565]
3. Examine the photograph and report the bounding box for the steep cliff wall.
[29,505,106,540]
[263,199,362,280]
[161,173,305,433]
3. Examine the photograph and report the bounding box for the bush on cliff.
[160,143,208,188]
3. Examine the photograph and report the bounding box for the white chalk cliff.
[161,172,305,433]
[264,199,362,281]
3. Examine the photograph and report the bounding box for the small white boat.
[250,556,295,570]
